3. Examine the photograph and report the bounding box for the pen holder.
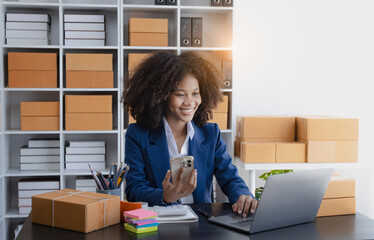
[96,188,121,196]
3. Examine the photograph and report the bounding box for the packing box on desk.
[66,71,113,88]
[66,54,112,71]
[324,177,355,199]
[317,197,356,217]
[8,52,57,71]
[296,117,359,141]
[65,95,112,113]
[128,53,152,73]
[21,102,59,116]
[238,116,295,140]
[212,95,228,113]
[305,140,358,163]
[208,112,227,130]
[9,70,57,88]
[240,142,275,163]
[129,32,168,47]
[275,142,306,163]
[32,189,120,233]
[65,113,112,130]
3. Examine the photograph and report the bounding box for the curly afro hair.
[123,51,223,130]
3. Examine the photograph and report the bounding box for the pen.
[113,163,118,189]
[88,163,104,190]
[198,209,213,219]
[97,171,108,190]
[118,165,129,188]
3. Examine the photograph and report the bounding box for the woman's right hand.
[162,168,197,203]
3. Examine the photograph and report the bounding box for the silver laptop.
[209,168,333,234]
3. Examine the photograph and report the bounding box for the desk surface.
[17,203,374,240]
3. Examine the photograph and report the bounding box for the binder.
[191,18,202,47]
[154,0,166,5]
[211,0,222,6]
[222,0,233,7]
[166,0,177,5]
[180,17,191,47]
[222,59,232,88]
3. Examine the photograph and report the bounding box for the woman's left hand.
[232,195,258,218]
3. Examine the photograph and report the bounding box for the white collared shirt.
[163,117,195,204]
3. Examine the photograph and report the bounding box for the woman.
[123,51,257,217]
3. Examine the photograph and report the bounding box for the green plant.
[255,169,293,200]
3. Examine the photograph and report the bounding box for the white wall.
[233,0,374,219]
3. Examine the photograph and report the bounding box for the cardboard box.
[65,95,112,113]
[66,71,113,88]
[66,54,113,71]
[239,138,291,143]
[240,142,275,163]
[65,113,112,130]
[239,116,295,140]
[8,52,57,71]
[305,140,358,163]
[212,95,228,113]
[317,197,356,217]
[21,116,59,131]
[275,142,306,163]
[234,140,240,157]
[21,102,59,116]
[32,189,120,233]
[128,53,152,73]
[324,177,355,199]
[9,70,57,88]
[128,113,136,125]
[296,117,359,141]
[129,32,168,47]
[129,18,168,33]
[208,112,227,130]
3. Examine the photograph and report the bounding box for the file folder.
[223,0,233,7]
[222,59,232,88]
[191,17,202,47]
[211,0,222,6]
[167,0,177,5]
[180,17,191,47]
[154,0,166,5]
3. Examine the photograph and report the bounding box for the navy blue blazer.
[124,121,253,206]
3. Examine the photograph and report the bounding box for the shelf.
[123,4,178,12]
[62,46,119,50]
[63,130,119,134]
[181,6,233,14]
[5,169,60,177]
[1,2,59,8]
[63,88,119,92]
[2,45,60,49]
[62,4,118,9]
[4,130,60,135]
[3,88,60,92]
[5,207,28,219]
[221,129,232,133]
[180,47,233,51]
[220,89,232,92]
[234,158,365,171]
[123,46,178,51]
[63,168,110,176]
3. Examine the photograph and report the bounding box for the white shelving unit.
[0,0,234,239]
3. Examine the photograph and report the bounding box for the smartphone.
[170,156,194,184]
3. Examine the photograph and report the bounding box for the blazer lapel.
[190,122,209,203]
[146,124,170,189]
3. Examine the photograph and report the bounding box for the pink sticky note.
[123,208,157,220]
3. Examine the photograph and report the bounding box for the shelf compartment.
[62,7,119,47]
[2,6,60,46]
[2,134,61,173]
[123,8,178,47]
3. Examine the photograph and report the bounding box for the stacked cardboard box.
[5,13,50,45]
[20,101,59,131]
[18,179,59,215]
[296,117,359,163]
[20,139,60,171]
[75,178,97,192]
[128,53,152,78]
[129,18,168,46]
[65,140,106,170]
[65,95,112,130]
[208,95,228,130]
[317,176,356,217]
[8,52,57,88]
[64,14,105,46]
[66,53,113,88]
[235,116,306,163]
[32,189,120,233]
